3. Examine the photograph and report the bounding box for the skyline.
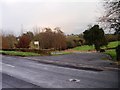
[0,0,104,36]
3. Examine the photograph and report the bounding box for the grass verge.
[0,50,40,57]
[104,49,116,61]
[104,49,120,65]
[73,41,119,51]
[73,45,95,51]
[107,41,119,48]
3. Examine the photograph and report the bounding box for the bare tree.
[15,33,31,48]
[33,27,67,50]
[100,0,120,34]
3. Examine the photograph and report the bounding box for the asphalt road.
[27,52,117,69]
[1,73,40,88]
[0,55,119,88]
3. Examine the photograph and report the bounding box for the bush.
[15,34,31,48]
[105,34,118,42]
[100,49,105,52]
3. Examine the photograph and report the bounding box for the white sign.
[34,41,39,45]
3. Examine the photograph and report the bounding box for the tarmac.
[23,52,119,71]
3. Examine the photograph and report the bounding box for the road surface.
[0,55,119,88]
[1,73,40,88]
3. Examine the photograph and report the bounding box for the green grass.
[72,41,119,61]
[107,41,119,48]
[0,50,71,57]
[104,49,116,61]
[104,49,120,64]
[73,45,95,51]
[0,50,40,57]
[73,41,119,51]
[101,41,119,49]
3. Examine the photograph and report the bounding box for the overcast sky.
[0,0,104,36]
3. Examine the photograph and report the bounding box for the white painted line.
[0,62,15,68]
[4,64,15,67]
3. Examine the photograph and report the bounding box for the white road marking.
[0,62,15,68]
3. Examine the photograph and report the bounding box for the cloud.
[1,1,102,35]
[1,0,100,3]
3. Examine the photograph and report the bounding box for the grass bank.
[0,50,40,57]
[102,41,119,61]
[73,45,95,51]
[104,49,120,65]
[72,41,119,61]
[73,41,119,51]
[0,50,72,57]
[104,49,116,60]
[107,41,119,48]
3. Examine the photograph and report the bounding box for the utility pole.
[21,24,24,35]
